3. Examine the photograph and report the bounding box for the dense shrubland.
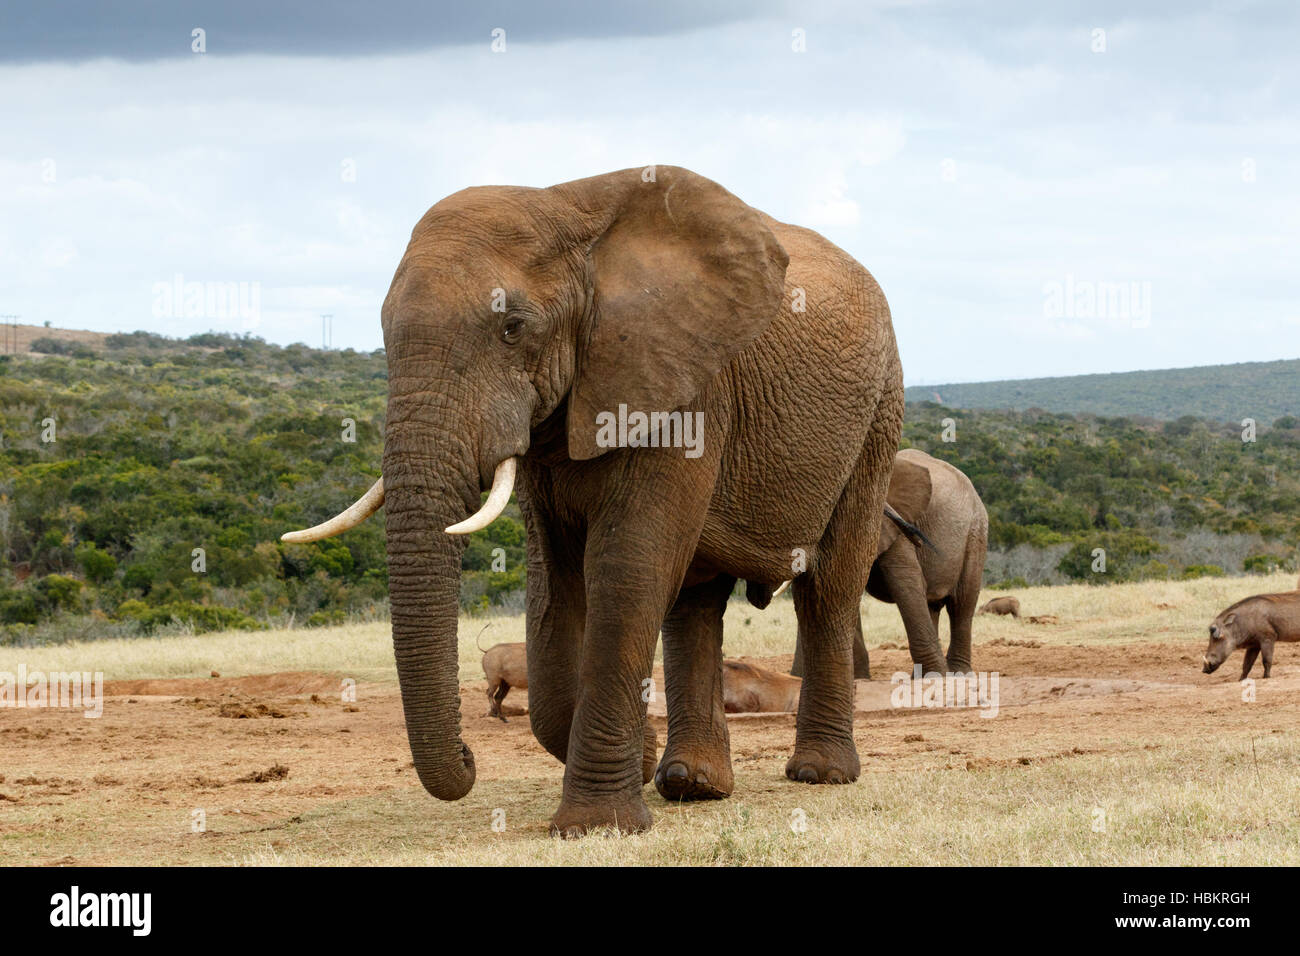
[1,332,1296,644]
[1,332,523,644]
[902,404,1300,587]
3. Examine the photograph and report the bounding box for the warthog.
[722,660,802,713]
[978,596,1020,618]
[482,641,527,720]
[1202,591,1300,679]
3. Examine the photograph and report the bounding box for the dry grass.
[4,571,1291,681]
[3,571,1297,867]
[223,735,1300,866]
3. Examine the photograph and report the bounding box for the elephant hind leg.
[787,411,900,786]
[655,573,736,802]
[945,531,985,673]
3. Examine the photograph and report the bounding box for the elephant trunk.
[383,438,477,801]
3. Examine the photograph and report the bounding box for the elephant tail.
[884,504,938,554]
[475,623,493,654]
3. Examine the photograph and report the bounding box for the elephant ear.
[877,458,933,556]
[556,167,789,461]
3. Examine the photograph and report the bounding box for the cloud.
[1,3,1297,383]
[0,0,786,63]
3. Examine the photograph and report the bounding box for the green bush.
[1056,532,1162,583]
[34,574,84,612]
[0,589,39,625]
[1243,554,1283,574]
[121,600,263,634]
[990,576,1029,590]
[75,543,118,584]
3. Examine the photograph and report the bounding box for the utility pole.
[0,315,18,354]
[320,314,333,350]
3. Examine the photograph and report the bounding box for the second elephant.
[794,448,988,677]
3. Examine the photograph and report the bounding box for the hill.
[904,358,1300,424]
[0,322,113,355]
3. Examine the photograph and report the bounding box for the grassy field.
[2,571,1297,866]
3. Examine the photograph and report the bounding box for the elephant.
[793,448,988,678]
[281,166,904,836]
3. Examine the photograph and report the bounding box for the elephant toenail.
[826,769,844,784]
[695,773,710,787]
[664,762,689,783]
[796,766,820,783]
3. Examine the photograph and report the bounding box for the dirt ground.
[3,638,1295,865]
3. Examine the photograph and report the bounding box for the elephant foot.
[653,749,734,802]
[785,741,860,785]
[549,795,653,838]
[946,657,973,674]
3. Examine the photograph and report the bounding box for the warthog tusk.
[281,478,384,543]
[773,579,791,598]
[446,458,517,534]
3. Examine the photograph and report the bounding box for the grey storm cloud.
[0,0,787,62]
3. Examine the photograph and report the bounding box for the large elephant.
[793,448,988,678]
[282,166,904,836]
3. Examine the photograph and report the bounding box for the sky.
[3,0,1297,385]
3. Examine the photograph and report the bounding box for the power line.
[0,315,18,354]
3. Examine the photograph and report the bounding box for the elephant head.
[877,455,933,556]
[281,167,788,802]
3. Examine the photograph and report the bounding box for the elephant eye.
[501,316,525,344]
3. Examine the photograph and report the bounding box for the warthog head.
[1202,611,1242,673]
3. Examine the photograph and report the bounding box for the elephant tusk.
[773,579,791,598]
[281,478,385,543]
[445,458,517,535]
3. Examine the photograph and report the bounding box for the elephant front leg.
[549,461,714,836]
[520,473,586,765]
[550,578,669,837]
[655,573,736,801]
